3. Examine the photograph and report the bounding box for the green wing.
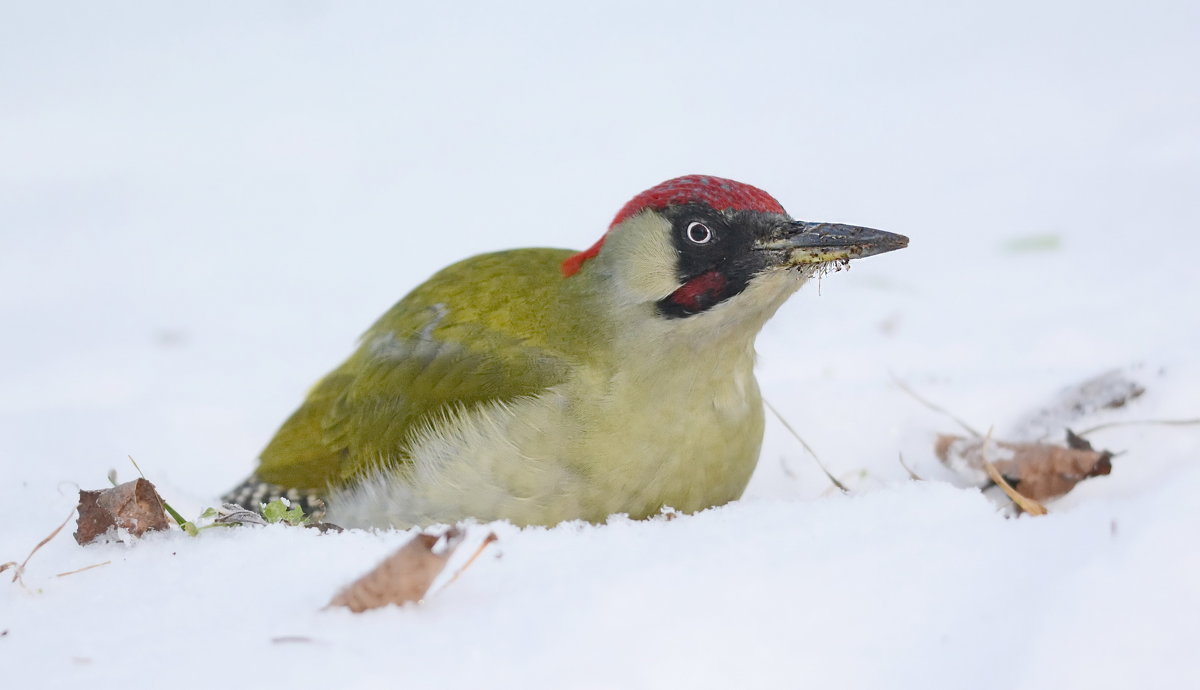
[255,248,582,490]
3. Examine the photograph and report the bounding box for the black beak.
[755,221,909,266]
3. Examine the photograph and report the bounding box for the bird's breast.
[328,340,765,528]
[574,347,764,519]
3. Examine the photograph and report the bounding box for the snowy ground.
[3,2,1199,688]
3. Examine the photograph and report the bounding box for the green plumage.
[255,248,599,491]
[227,176,906,528]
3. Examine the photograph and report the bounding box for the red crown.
[562,175,785,277]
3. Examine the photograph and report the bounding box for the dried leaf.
[936,431,1113,503]
[328,528,464,613]
[74,478,172,545]
[213,504,269,527]
[982,459,1048,516]
[304,521,344,534]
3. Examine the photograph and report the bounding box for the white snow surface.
[3,2,1199,688]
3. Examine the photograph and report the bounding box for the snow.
[3,2,1199,688]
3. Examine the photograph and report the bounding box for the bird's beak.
[755,221,909,267]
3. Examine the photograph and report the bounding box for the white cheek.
[600,212,681,303]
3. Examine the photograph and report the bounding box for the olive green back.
[255,248,595,489]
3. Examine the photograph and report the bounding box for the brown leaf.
[982,459,1048,516]
[328,528,463,613]
[74,478,172,545]
[936,431,1113,503]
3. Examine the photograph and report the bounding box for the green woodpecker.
[223,175,907,528]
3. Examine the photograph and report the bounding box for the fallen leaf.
[303,521,344,534]
[213,504,269,527]
[936,430,1113,503]
[74,478,172,545]
[328,528,464,612]
[982,459,1048,516]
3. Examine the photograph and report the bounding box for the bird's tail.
[221,475,329,522]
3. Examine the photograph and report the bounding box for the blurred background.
[2,1,1197,519]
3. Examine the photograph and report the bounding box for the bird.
[222,175,908,528]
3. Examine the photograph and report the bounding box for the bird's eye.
[686,221,713,245]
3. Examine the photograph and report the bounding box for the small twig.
[890,372,982,438]
[435,532,498,595]
[1077,417,1200,437]
[55,561,112,578]
[897,452,923,481]
[7,508,76,588]
[764,398,849,493]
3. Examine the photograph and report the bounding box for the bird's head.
[562,175,907,333]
